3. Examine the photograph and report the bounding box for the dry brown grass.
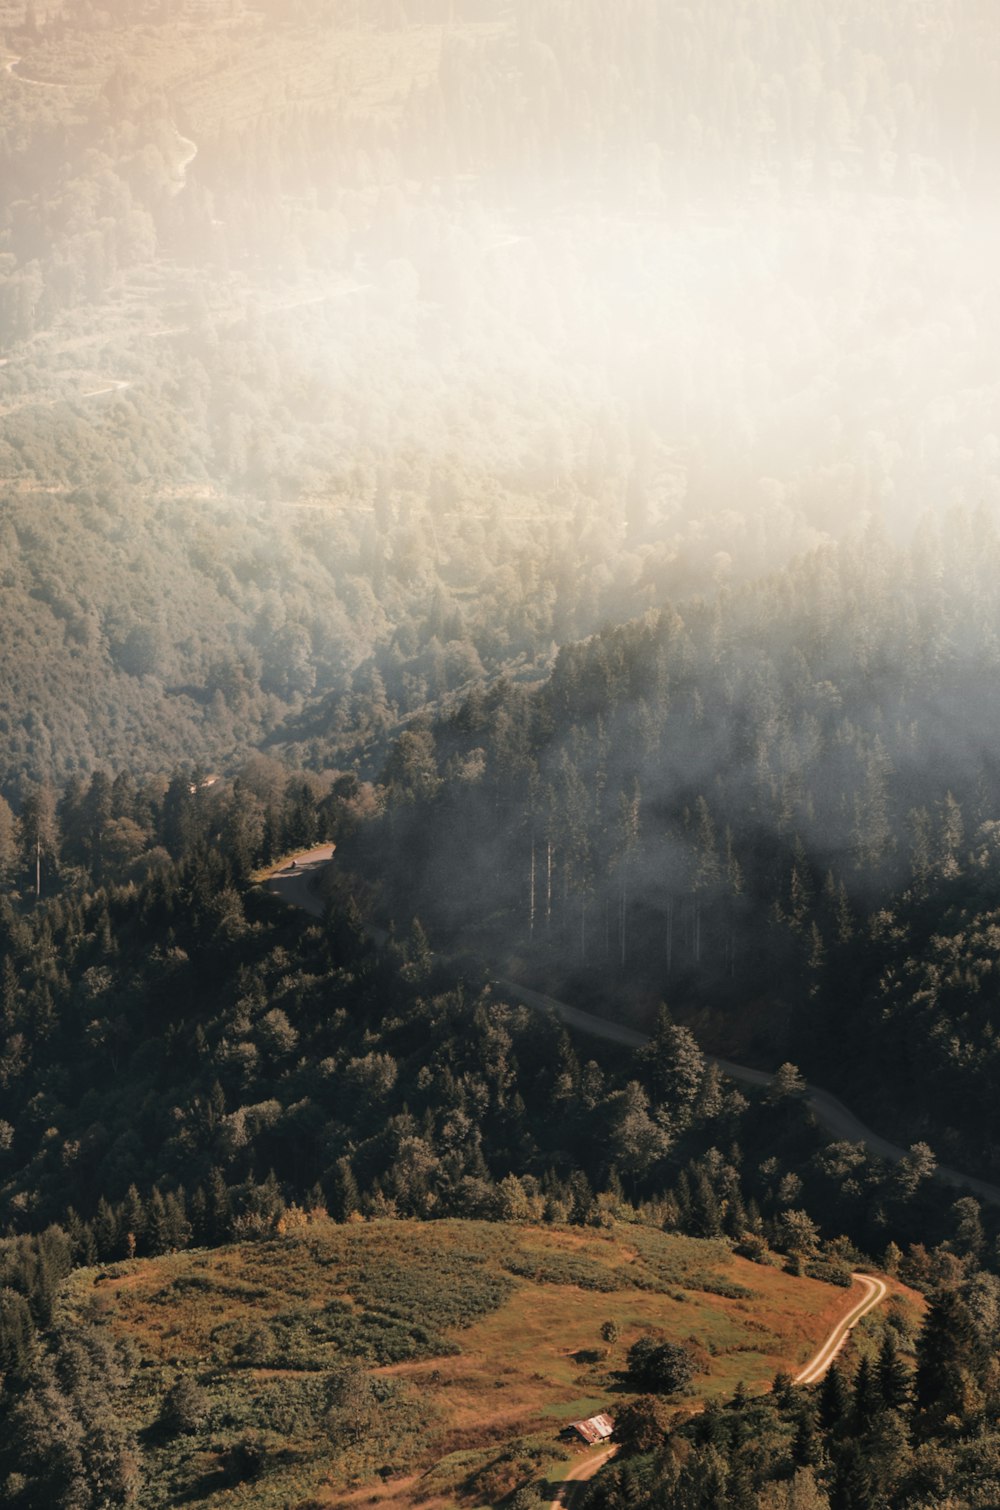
[56,1219,902,1510]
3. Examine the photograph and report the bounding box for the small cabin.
[566,1414,614,1445]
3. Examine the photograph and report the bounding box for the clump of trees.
[626,1336,701,1395]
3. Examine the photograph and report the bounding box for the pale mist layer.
[0,0,998,787]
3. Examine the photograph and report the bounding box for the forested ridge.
[0,792,993,1506]
[1,790,999,1507]
[362,514,1000,1177]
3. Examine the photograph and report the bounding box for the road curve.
[546,1274,886,1509]
[548,1444,618,1510]
[261,845,336,917]
[2,54,65,87]
[256,858,1000,1210]
[794,1273,888,1384]
[170,123,198,194]
[495,979,1000,1210]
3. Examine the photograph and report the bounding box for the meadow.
[56,1218,888,1509]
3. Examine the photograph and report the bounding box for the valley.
[3,2,1000,1508]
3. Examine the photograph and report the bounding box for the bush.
[159,1376,209,1435]
[804,1257,853,1288]
[227,1434,266,1482]
[734,1233,773,1265]
[613,1394,677,1450]
[626,1336,700,1394]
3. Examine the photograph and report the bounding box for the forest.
[3,0,1000,1505]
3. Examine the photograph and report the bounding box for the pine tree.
[148,1188,170,1255]
[330,1157,361,1222]
[818,1361,851,1432]
[121,1184,147,1256]
[164,1189,192,1251]
[915,1289,976,1413]
[643,1005,704,1127]
[0,1289,35,1380]
[190,1186,209,1247]
[852,1355,882,1423]
[877,1334,911,1413]
[792,1410,821,1467]
[93,1197,119,1262]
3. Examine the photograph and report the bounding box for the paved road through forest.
[261,847,1000,1210]
[495,977,1000,1209]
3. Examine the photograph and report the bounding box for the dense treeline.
[0,809,997,1505]
[361,514,1000,1170]
[0,779,992,1299]
[0,812,917,1252]
[0,753,348,897]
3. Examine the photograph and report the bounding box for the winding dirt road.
[794,1273,888,1384]
[546,1273,888,1509]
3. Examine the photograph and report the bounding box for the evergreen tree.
[818,1362,851,1433]
[876,1333,911,1413]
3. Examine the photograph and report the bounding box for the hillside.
[5,4,1000,1508]
[53,1219,897,1509]
[3,0,1000,792]
[356,521,1000,1175]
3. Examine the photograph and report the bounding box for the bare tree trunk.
[620,864,627,969]
[546,840,553,931]
[529,833,536,941]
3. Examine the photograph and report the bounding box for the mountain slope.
[53,1218,896,1510]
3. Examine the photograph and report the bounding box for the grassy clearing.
[57,1218,872,1509]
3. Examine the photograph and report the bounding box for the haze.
[0,0,998,790]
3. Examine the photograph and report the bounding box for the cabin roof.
[568,1413,614,1444]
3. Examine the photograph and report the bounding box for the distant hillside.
[4,0,999,792]
[54,1218,876,1510]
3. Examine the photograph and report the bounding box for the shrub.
[160,1375,209,1435]
[626,1335,700,1394]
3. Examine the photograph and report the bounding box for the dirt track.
[546,1274,888,1509]
[261,844,336,915]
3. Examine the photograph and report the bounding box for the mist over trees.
[362,515,1000,1172]
[2,0,1000,799]
[3,2,1000,1506]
